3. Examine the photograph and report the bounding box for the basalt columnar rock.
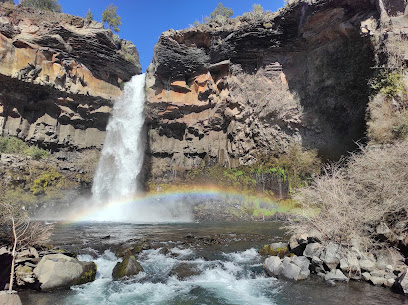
[0,3,141,150]
[145,0,407,180]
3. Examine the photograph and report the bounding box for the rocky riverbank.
[0,244,96,292]
[262,233,408,297]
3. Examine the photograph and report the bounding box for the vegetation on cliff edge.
[21,0,62,12]
[0,136,49,160]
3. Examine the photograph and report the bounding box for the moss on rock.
[112,254,144,280]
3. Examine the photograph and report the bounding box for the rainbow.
[62,185,279,223]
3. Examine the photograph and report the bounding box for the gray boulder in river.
[34,254,97,290]
[0,291,22,305]
[112,254,144,280]
[264,255,310,281]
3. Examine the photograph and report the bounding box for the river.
[20,222,407,305]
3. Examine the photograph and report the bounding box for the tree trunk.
[9,216,17,292]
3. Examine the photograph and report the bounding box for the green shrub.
[85,8,93,21]
[0,136,49,160]
[184,144,321,195]
[30,171,64,196]
[370,69,407,98]
[0,136,28,154]
[25,146,49,160]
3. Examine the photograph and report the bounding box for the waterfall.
[92,74,146,203]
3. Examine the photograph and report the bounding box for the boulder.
[320,243,342,270]
[0,291,22,305]
[291,255,310,280]
[385,278,395,288]
[289,235,300,250]
[359,259,376,272]
[34,254,96,290]
[304,243,323,258]
[16,247,39,259]
[310,256,325,273]
[369,276,386,286]
[264,255,310,281]
[259,243,288,258]
[375,250,403,270]
[370,270,386,278]
[288,234,310,256]
[281,263,302,281]
[340,253,361,280]
[264,256,282,277]
[324,269,348,282]
[362,272,371,281]
[169,263,201,280]
[112,254,144,280]
[0,248,10,255]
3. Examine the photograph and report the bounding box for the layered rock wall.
[146,0,387,179]
[0,3,141,150]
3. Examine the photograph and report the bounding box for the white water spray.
[92,74,146,203]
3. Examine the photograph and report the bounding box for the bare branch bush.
[0,200,53,291]
[288,141,408,253]
[367,93,408,143]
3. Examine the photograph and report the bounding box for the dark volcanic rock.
[169,263,201,280]
[145,0,392,181]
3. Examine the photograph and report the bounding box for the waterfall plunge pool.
[20,222,406,305]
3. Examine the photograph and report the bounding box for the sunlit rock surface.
[0,3,141,150]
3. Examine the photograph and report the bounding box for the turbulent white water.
[92,74,146,204]
[70,247,277,305]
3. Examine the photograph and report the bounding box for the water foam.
[69,247,279,305]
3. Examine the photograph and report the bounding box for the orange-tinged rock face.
[0,4,141,150]
[0,32,121,100]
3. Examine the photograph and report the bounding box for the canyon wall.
[0,3,141,150]
[145,0,407,181]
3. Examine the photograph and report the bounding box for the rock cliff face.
[145,0,405,179]
[0,3,141,150]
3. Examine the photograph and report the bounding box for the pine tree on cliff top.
[85,8,93,21]
[102,4,122,33]
[205,3,233,23]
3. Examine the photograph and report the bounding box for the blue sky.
[58,0,286,71]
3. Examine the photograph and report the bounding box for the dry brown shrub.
[0,199,53,291]
[288,141,408,252]
[367,94,405,143]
